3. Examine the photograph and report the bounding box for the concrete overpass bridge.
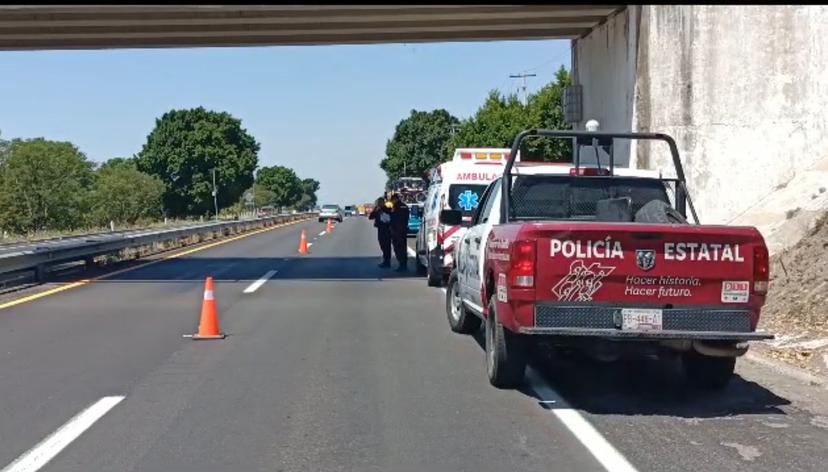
[2,5,826,245]
[0,5,620,49]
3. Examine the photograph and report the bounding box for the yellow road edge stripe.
[0,218,312,311]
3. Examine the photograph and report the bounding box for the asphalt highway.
[0,217,826,472]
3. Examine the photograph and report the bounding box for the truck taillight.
[510,240,536,288]
[753,245,769,294]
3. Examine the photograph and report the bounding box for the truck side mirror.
[439,209,462,226]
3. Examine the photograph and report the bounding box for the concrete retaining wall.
[574,5,828,231]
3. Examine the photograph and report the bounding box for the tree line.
[0,107,318,235]
[380,66,572,184]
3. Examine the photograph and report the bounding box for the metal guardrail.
[0,212,315,281]
[0,221,210,250]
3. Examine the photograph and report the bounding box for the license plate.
[621,308,663,331]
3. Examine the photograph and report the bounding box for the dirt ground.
[756,212,828,377]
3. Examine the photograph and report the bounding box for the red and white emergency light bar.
[457,150,506,161]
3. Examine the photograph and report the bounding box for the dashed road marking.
[243,270,278,294]
[1,396,125,472]
[406,246,416,258]
[318,231,327,237]
[307,243,313,248]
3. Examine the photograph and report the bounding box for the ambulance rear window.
[448,184,487,217]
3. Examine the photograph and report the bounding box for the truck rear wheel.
[446,272,481,334]
[682,352,735,391]
[485,297,527,388]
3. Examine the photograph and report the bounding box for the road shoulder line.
[0,218,310,312]
[525,368,639,472]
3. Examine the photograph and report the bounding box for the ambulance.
[415,148,518,286]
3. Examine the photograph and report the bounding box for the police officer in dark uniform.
[388,193,410,272]
[368,196,392,268]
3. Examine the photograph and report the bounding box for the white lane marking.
[525,368,638,472]
[318,231,326,237]
[406,246,416,257]
[243,270,278,294]
[428,274,634,470]
[2,396,125,472]
[307,242,313,248]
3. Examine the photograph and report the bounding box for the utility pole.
[211,168,219,221]
[509,72,537,106]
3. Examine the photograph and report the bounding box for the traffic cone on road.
[326,218,333,234]
[186,276,226,340]
[298,229,309,255]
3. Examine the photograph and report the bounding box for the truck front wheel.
[485,297,527,388]
[427,258,443,287]
[682,352,735,391]
[446,272,481,334]
[415,243,427,276]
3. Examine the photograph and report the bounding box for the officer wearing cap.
[368,196,393,268]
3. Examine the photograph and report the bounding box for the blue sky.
[0,40,569,205]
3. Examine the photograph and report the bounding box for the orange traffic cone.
[298,229,309,255]
[326,218,333,234]
[185,276,226,340]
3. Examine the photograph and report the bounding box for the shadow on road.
[467,329,791,419]
[54,256,423,282]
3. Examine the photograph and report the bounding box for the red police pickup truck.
[442,130,773,390]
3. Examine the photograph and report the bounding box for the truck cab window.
[477,180,501,224]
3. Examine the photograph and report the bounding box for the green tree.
[522,66,573,161]
[135,107,260,218]
[380,109,459,183]
[0,138,95,233]
[98,156,137,172]
[90,160,165,226]
[296,178,320,210]
[447,91,529,157]
[251,183,277,208]
[255,165,302,208]
[0,131,9,163]
[446,66,572,162]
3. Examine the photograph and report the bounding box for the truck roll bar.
[501,129,699,224]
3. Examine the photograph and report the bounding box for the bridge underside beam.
[0,5,621,50]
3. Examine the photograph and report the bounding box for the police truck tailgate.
[521,222,769,332]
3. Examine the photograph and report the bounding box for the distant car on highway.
[318,204,343,223]
[344,205,356,217]
[258,205,277,218]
